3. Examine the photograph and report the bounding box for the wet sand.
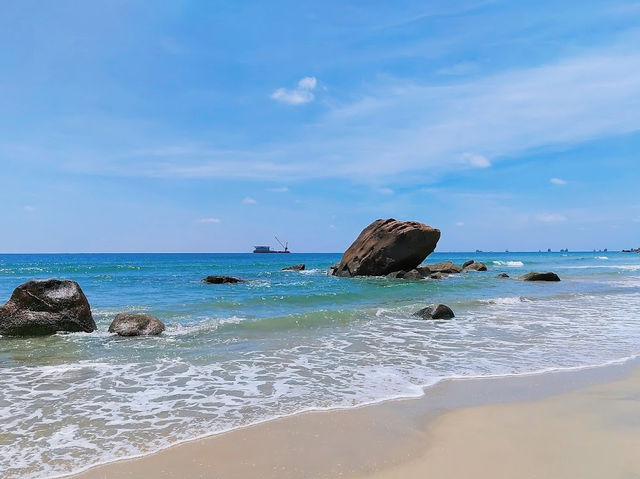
[71,360,640,479]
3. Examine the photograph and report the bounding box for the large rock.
[463,261,487,272]
[0,279,96,336]
[202,275,246,284]
[425,261,462,274]
[413,304,455,320]
[332,219,440,277]
[109,313,165,336]
[520,272,561,282]
[282,264,305,271]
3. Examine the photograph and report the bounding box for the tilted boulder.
[202,275,246,284]
[425,261,462,274]
[519,272,560,282]
[462,260,475,268]
[413,304,455,320]
[109,313,165,336]
[332,218,440,277]
[0,279,96,336]
[282,264,306,271]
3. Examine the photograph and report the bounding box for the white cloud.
[536,213,567,223]
[455,221,465,226]
[242,196,257,204]
[550,177,567,185]
[23,205,35,212]
[297,76,317,90]
[329,224,336,230]
[198,217,221,223]
[271,76,318,105]
[268,187,289,193]
[461,153,491,168]
[376,187,394,194]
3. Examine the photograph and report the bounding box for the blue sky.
[1,0,639,252]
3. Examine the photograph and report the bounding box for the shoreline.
[67,356,640,479]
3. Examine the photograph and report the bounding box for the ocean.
[1,251,640,478]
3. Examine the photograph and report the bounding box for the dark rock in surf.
[0,279,96,336]
[463,261,487,272]
[282,264,306,271]
[497,273,510,278]
[386,271,406,279]
[202,275,246,284]
[108,313,165,336]
[402,269,427,280]
[430,272,446,280]
[413,304,455,320]
[462,260,475,268]
[519,272,560,282]
[332,218,440,277]
[425,261,462,274]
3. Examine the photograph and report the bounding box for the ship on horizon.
[253,236,291,254]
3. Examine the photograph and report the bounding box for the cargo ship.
[253,237,290,253]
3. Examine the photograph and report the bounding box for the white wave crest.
[492,260,524,267]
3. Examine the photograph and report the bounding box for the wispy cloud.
[376,187,394,194]
[550,177,567,185]
[536,213,567,223]
[198,217,221,223]
[25,42,640,183]
[271,76,318,105]
[461,153,491,168]
[455,221,465,226]
[242,196,257,204]
[267,186,289,193]
[23,205,35,212]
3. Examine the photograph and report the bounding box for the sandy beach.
[71,360,640,479]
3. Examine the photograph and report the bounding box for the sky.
[1,0,640,253]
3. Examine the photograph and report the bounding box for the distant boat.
[253,236,291,254]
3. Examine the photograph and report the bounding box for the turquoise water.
[1,252,640,478]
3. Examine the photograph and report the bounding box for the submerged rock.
[429,272,446,280]
[0,279,96,336]
[282,264,306,271]
[463,261,487,272]
[497,273,510,278]
[413,304,455,320]
[109,313,165,336]
[425,261,462,274]
[332,218,440,277]
[519,272,561,282]
[202,275,246,284]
